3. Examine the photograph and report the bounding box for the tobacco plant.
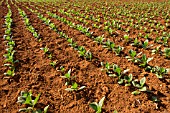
[137,54,153,67]
[131,38,140,46]
[163,48,170,59]
[124,74,133,86]
[132,77,147,95]
[90,96,105,113]
[114,46,124,56]
[94,35,105,45]
[151,45,161,55]
[101,62,113,74]
[40,46,49,54]
[65,82,86,91]
[3,5,17,77]
[142,39,149,49]
[125,49,137,62]
[50,60,57,68]
[60,69,73,85]
[67,38,77,48]
[17,91,49,113]
[103,39,115,51]
[151,66,169,79]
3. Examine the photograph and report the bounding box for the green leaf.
[151,96,160,102]
[19,108,29,112]
[4,69,15,76]
[132,91,140,95]
[44,105,49,113]
[24,94,32,106]
[90,102,98,111]
[147,57,153,63]
[63,69,71,79]
[72,82,78,89]
[140,77,146,87]
[125,83,131,87]
[114,66,121,76]
[132,80,140,88]
[128,74,133,82]
[99,96,105,107]
[118,79,124,84]
[124,74,133,83]
[139,86,147,91]
[78,86,86,90]
[33,93,41,107]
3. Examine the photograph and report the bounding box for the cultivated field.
[0,0,170,112]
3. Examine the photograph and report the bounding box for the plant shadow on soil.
[128,83,167,110]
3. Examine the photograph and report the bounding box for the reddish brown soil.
[0,0,170,113]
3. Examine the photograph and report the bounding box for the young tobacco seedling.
[110,64,129,84]
[33,32,40,39]
[114,46,124,56]
[65,82,86,91]
[78,46,86,57]
[94,35,105,45]
[101,62,113,73]
[85,50,92,61]
[60,69,74,85]
[137,54,153,67]
[58,66,65,72]
[50,60,58,68]
[103,40,115,51]
[4,69,15,76]
[125,49,137,62]
[163,48,170,59]
[142,39,148,49]
[151,66,169,79]
[90,96,105,113]
[108,28,114,35]
[67,38,77,48]
[17,91,49,113]
[123,34,129,42]
[49,23,56,30]
[154,37,161,43]
[151,45,161,55]
[124,74,133,86]
[40,46,49,54]
[162,37,168,46]
[131,38,140,46]
[132,77,147,95]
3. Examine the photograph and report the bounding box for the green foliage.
[142,39,148,49]
[90,96,105,113]
[114,46,124,56]
[65,82,86,91]
[151,45,161,55]
[103,40,115,51]
[61,69,72,85]
[125,49,137,62]
[40,46,49,54]
[17,91,49,113]
[151,66,169,79]
[67,38,77,48]
[131,38,140,46]
[132,77,147,95]
[137,54,153,67]
[124,74,133,86]
[123,34,129,42]
[94,35,105,45]
[50,60,57,68]
[164,48,170,59]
